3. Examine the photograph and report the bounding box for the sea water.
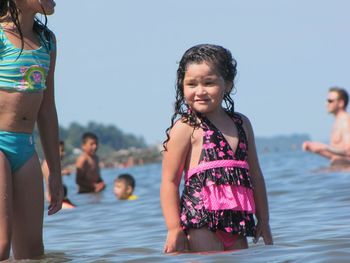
[20,151,350,262]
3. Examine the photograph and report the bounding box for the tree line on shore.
[35,121,153,166]
[34,122,309,166]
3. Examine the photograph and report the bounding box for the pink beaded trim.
[186,160,249,181]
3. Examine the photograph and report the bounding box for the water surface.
[14,151,350,262]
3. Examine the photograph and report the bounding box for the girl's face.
[183,62,230,115]
[18,0,56,15]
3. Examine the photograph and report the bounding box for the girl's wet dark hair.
[163,44,238,151]
[0,0,53,56]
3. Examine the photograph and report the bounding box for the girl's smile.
[183,62,229,115]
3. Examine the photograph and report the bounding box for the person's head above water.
[114,173,135,200]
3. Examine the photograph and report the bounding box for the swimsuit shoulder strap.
[230,112,249,150]
[196,115,218,163]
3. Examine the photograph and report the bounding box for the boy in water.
[42,141,75,209]
[114,173,138,200]
[76,132,106,193]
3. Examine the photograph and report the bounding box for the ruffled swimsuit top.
[180,112,256,236]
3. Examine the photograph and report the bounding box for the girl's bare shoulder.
[169,118,195,137]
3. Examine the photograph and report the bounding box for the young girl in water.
[0,0,63,260]
[161,44,273,253]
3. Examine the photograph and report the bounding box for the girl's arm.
[241,114,273,245]
[160,121,192,253]
[37,33,63,215]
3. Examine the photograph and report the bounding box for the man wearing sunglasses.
[302,87,350,166]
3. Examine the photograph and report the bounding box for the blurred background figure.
[42,141,75,209]
[303,87,350,166]
[75,132,105,193]
[114,173,137,200]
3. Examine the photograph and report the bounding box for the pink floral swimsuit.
[180,112,256,237]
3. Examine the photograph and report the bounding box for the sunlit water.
[12,151,350,262]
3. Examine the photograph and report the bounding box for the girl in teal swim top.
[0,0,63,260]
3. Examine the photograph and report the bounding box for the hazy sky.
[48,0,350,144]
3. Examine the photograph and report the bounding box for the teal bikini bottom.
[0,131,35,172]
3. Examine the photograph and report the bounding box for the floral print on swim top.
[0,25,53,92]
[180,112,256,237]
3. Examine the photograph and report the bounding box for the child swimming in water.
[114,173,138,200]
[160,44,273,253]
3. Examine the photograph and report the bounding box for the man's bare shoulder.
[344,114,350,131]
[337,112,350,130]
[346,112,350,122]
